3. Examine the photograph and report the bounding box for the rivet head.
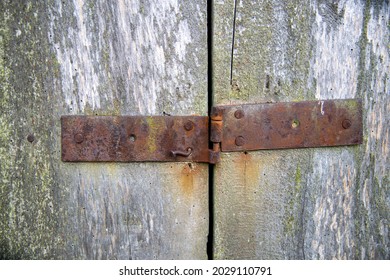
[342,119,352,129]
[74,133,84,143]
[235,136,245,146]
[234,109,245,119]
[27,134,35,143]
[184,120,194,131]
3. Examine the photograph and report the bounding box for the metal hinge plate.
[216,99,362,152]
[61,115,212,163]
[61,99,362,164]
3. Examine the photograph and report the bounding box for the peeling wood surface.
[0,0,208,259]
[213,0,389,259]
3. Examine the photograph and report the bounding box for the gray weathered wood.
[213,0,389,259]
[0,0,208,259]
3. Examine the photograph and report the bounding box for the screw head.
[342,119,352,129]
[235,136,245,146]
[27,134,35,143]
[184,121,194,131]
[234,109,245,119]
[74,133,84,143]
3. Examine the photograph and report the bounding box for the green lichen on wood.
[223,0,316,104]
[0,5,13,259]
[356,0,371,99]
[284,0,315,100]
[352,0,389,259]
[0,1,61,259]
[282,164,306,258]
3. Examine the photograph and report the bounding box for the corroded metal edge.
[217,99,363,152]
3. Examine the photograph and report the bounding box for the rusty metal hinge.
[61,99,362,164]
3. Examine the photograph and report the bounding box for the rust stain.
[166,163,201,197]
[167,162,203,197]
[244,154,260,190]
[222,152,259,258]
[179,163,196,196]
[234,152,260,190]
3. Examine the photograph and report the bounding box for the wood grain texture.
[213,0,389,259]
[0,0,208,259]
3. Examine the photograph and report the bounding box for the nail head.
[74,133,84,143]
[342,119,352,129]
[234,109,245,119]
[184,121,194,131]
[235,136,245,146]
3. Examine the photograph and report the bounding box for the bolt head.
[184,121,194,131]
[342,119,352,129]
[234,109,245,119]
[235,136,245,146]
[74,133,84,143]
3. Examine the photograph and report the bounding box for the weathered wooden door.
[212,0,389,259]
[1,1,208,259]
[1,0,388,260]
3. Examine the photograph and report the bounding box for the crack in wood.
[230,0,238,85]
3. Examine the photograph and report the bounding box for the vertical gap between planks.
[207,0,215,260]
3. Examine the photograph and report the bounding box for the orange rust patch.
[233,152,260,189]
[177,163,199,196]
[244,156,260,190]
[217,152,259,258]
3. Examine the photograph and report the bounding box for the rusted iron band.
[217,99,362,152]
[61,115,210,163]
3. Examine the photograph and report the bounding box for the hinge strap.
[61,115,211,163]
[214,99,362,152]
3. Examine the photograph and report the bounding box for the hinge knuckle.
[210,106,224,143]
[210,106,224,121]
[208,149,220,164]
[210,118,223,143]
[209,106,224,164]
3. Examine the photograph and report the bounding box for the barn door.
[1,1,209,259]
[1,0,388,261]
[211,0,389,259]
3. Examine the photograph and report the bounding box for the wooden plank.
[0,0,208,259]
[213,0,389,259]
